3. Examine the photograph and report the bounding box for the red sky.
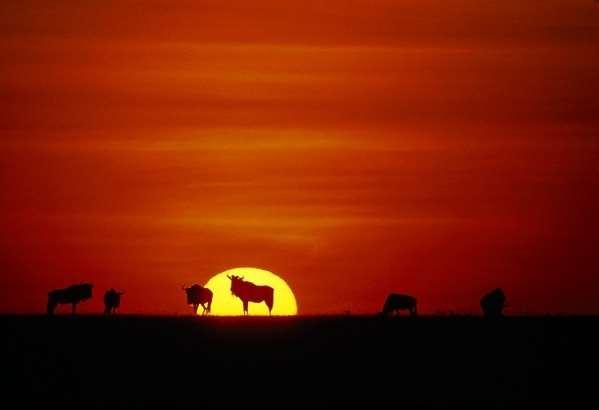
[1,0,599,314]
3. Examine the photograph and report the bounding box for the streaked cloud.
[1,0,598,314]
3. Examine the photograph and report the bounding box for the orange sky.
[1,0,599,314]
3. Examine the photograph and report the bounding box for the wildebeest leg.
[265,295,273,316]
[243,300,249,315]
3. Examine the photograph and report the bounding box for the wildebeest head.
[480,288,507,317]
[104,288,123,298]
[227,275,245,296]
[79,283,93,299]
[47,291,59,314]
[65,283,93,301]
[183,284,206,305]
[183,285,193,304]
[104,288,123,309]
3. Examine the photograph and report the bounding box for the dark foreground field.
[4,315,599,408]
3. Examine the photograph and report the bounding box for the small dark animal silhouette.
[47,283,93,315]
[381,293,418,316]
[480,288,507,317]
[183,284,213,315]
[104,289,124,314]
[228,275,274,315]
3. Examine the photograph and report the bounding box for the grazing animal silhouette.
[47,283,93,315]
[183,284,213,315]
[228,275,274,315]
[381,293,418,316]
[480,288,507,318]
[103,289,124,314]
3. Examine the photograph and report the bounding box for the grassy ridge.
[3,315,599,407]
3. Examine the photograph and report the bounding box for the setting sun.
[204,267,298,316]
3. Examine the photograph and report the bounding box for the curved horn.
[227,275,232,279]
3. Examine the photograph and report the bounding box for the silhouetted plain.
[6,315,599,408]
[480,288,507,317]
[183,284,213,315]
[381,293,418,316]
[103,289,124,315]
[228,274,274,315]
[47,283,93,315]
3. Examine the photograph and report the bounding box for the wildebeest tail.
[265,288,274,313]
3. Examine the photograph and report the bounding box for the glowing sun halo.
[204,267,298,316]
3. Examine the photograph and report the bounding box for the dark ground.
[3,315,599,408]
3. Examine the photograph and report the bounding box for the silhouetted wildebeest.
[183,284,213,315]
[47,283,93,315]
[228,275,274,315]
[104,289,124,315]
[480,288,507,317]
[381,293,418,316]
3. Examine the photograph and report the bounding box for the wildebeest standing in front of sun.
[183,284,213,315]
[228,275,274,315]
